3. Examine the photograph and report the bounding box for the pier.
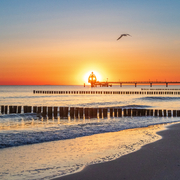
[91,80,180,87]
[88,72,180,87]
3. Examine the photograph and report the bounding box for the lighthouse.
[88,72,97,87]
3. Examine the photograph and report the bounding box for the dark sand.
[54,123,180,180]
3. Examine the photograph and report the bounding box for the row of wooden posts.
[33,90,180,95]
[1,105,180,118]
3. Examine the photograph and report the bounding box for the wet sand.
[54,123,180,180]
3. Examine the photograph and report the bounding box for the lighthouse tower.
[88,72,97,87]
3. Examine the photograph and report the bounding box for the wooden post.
[74,107,78,118]
[177,110,180,117]
[78,108,83,118]
[1,105,4,114]
[118,109,122,117]
[128,109,131,116]
[142,109,146,116]
[155,110,158,116]
[99,108,102,118]
[137,109,141,116]
[24,106,27,113]
[70,107,75,118]
[114,109,117,117]
[110,108,113,117]
[168,110,171,117]
[132,109,137,116]
[123,109,127,116]
[150,110,153,116]
[173,110,177,117]
[27,106,32,113]
[48,107,52,117]
[159,110,162,117]
[54,107,58,117]
[37,107,41,113]
[18,106,21,113]
[9,106,14,114]
[64,107,68,118]
[85,108,88,119]
[89,108,93,118]
[33,106,37,113]
[73,108,77,118]
[146,109,150,116]
[163,110,167,117]
[103,108,107,118]
[60,107,63,118]
[4,106,7,114]
[93,108,97,118]
[43,106,47,116]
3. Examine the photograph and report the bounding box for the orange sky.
[0,1,180,85]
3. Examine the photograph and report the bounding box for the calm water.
[1,85,180,179]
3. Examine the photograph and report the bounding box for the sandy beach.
[54,123,180,180]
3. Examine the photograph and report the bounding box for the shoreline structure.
[53,122,180,180]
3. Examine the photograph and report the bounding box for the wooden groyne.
[1,105,180,119]
[33,90,180,95]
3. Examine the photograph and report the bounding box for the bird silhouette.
[117,34,131,40]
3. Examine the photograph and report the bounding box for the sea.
[1,85,180,180]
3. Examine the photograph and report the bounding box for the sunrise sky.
[0,0,180,85]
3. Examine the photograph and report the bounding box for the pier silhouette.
[88,72,180,87]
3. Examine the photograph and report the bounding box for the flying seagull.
[117,34,131,40]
